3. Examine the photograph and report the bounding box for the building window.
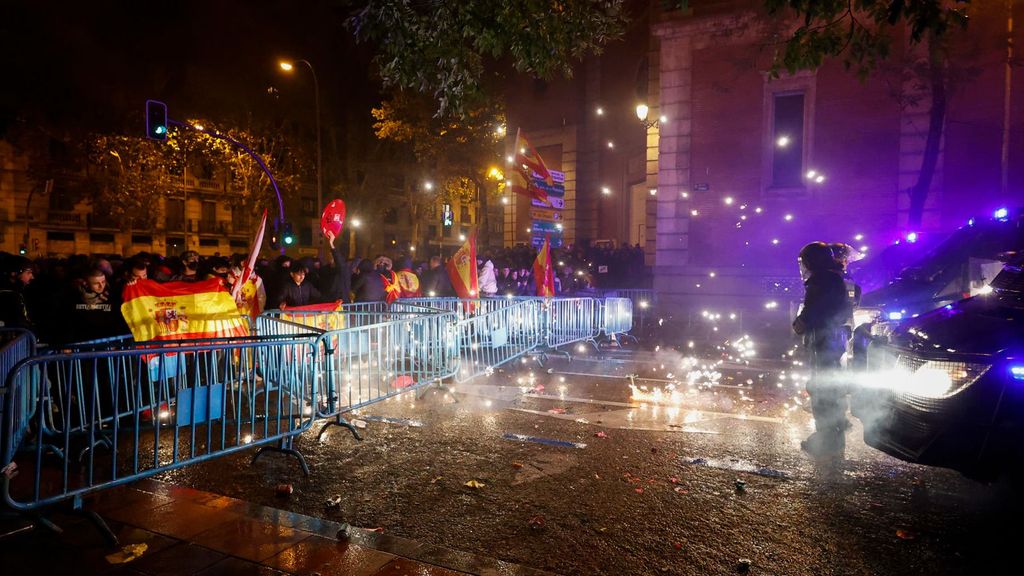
[229,239,248,249]
[132,235,152,244]
[383,208,398,224]
[460,205,471,223]
[199,238,219,247]
[771,92,805,188]
[300,226,313,246]
[302,197,316,215]
[428,225,438,238]
[166,199,186,230]
[47,231,75,242]
[89,233,115,243]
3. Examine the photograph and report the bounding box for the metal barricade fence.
[543,297,598,349]
[454,299,544,383]
[259,303,440,333]
[1,328,38,474]
[601,298,633,336]
[2,334,319,513]
[317,310,459,417]
[399,297,519,320]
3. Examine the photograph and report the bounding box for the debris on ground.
[673,542,683,550]
[430,476,443,484]
[737,558,752,572]
[548,407,567,414]
[896,528,917,540]
[528,515,546,530]
[326,495,342,508]
[276,483,293,496]
[673,487,689,494]
[105,543,148,564]
[351,419,368,429]
[337,523,351,539]
[512,462,524,469]
[595,431,609,438]
[735,479,746,492]
[464,479,486,489]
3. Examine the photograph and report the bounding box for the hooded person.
[478,258,498,297]
[0,256,35,330]
[373,256,401,304]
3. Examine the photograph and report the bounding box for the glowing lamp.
[887,311,903,321]
[906,232,918,243]
[994,207,1009,220]
[1010,365,1024,381]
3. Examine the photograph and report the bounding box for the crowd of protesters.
[0,238,647,345]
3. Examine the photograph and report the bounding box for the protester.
[276,262,321,308]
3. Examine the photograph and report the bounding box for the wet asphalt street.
[157,346,1022,576]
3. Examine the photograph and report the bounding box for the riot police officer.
[793,242,852,459]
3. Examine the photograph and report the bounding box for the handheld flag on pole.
[514,128,553,185]
[533,235,556,297]
[507,166,549,206]
[446,231,479,299]
[233,209,267,301]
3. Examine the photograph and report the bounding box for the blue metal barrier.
[2,334,319,515]
[601,298,634,337]
[453,299,544,383]
[1,329,38,476]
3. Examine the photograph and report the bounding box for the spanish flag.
[508,165,549,206]
[121,278,250,342]
[514,128,553,185]
[446,232,478,299]
[281,300,345,331]
[533,235,556,297]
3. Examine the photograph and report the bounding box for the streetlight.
[348,217,361,259]
[636,103,665,130]
[279,59,323,257]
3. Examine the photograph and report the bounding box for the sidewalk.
[0,478,557,576]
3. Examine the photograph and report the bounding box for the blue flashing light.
[1011,365,1024,381]
[944,304,953,310]
[968,218,975,226]
[994,207,1009,220]
[887,311,903,321]
[906,232,918,243]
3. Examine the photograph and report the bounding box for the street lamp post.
[280,59,323,258]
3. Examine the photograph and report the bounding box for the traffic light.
[282,222,295,246]
[146,100,168,141]
[441,203,454,229]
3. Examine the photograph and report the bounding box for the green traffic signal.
[146,100,168,141]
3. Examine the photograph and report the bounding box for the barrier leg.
[82,508,118,547]
[416,378,459,404]
[250,437,311,477]
[316,416,363,442]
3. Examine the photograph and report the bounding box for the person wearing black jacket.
[793,241,852,459]
[419,256,453,297]
[276,262,321,308]
[323,231,352,303]
[352,258,387,302]
[0,256,35,331]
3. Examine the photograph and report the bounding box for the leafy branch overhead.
[765,0,970,78]
[350,0,627,117]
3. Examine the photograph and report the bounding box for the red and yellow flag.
[514,128,552,185]
[446,232,478,299]
[508,166,549,206]
[533,235,556,297]
[281,300,345,331]
[121,278,249,342]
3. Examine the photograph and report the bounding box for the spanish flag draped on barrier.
[121,278,250,342]
[447,231,478,299]
[534,235,556,297]
[280,301,345,330]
